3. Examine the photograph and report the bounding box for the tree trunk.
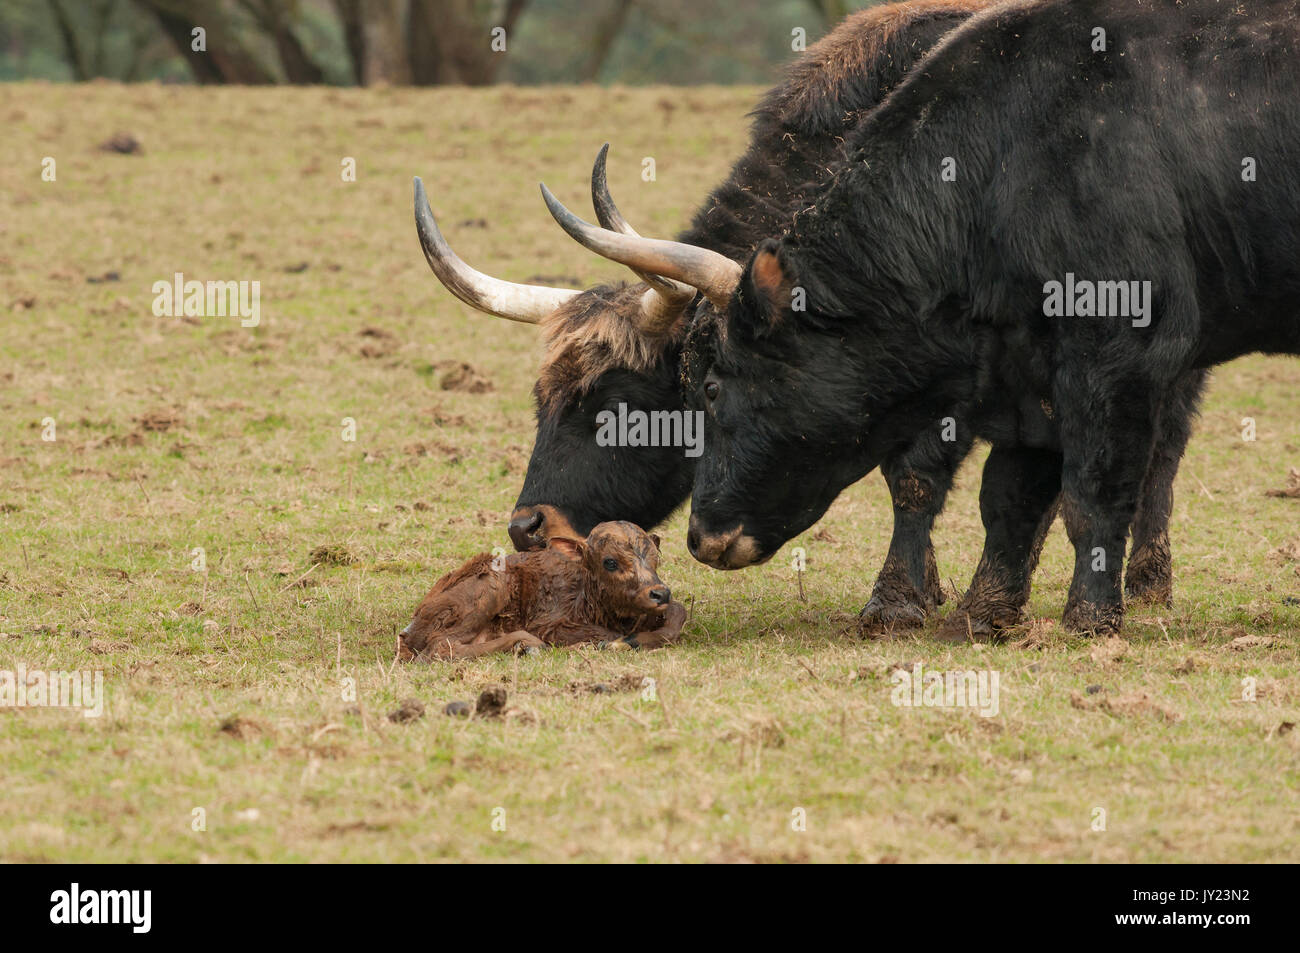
[133,0,275,84]
[581,0,633,83]
[332,0,367,85]
[360,0,411,85]
[408,0,529,86]
[49,0,90,81]
[237,0,325,84]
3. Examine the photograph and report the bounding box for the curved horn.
[591,144,696,300]
[540,182,742,310]
[414,177,577,325]
[590,144,696,334]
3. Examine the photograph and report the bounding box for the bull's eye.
[704,381,720,402]
[602,557,619,572]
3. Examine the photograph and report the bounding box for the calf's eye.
[704,381,720,401]
[602,558,619,572]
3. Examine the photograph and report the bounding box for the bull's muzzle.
[687,515,764,569]
[508,504,583,552]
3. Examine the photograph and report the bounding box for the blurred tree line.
[0,0,877,85]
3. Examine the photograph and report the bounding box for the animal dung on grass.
[398,521,686,660]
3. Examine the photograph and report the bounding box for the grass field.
[2,82,1299,863]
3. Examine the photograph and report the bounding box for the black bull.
[684,0,1300,636]
[496,0,1204,638]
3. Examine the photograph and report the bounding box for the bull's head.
[414,147,740,551]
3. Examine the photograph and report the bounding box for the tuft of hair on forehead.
[588,520,659,561]
[536,282,690,412]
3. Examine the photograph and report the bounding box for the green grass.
[1,82,1298,862]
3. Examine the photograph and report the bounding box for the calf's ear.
[548,536,585,560]
[648,533,661,551]
[742,239,798,334]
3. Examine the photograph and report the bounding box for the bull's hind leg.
[1057,379,1160,636]
[1125,369,1207,605]
[936,445,1062,643]
[859,428,974,633]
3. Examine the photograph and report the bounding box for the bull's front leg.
[936,444,1062,642]
[858,428,974,633]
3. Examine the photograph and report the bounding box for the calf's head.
[554,521,671,617]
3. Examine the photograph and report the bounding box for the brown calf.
[398,521,686,660]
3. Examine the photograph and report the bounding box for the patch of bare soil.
[1069,689,1182,722]
[218,716,267,739]
[420,405,467,428]
[98,132,142,154]
[358,327,397,358]
[566,673,648,694]
[1227,633,1279,649]
[1265,468,1300,498]
[133,409,183,432]
[402,441,459,461]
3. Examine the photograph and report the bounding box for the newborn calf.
[398,521,686,660]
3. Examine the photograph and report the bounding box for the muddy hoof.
[857,596,928,636]
[1062,601,1123,636]
[934,610,1006,644]
[1124,572,1172,607]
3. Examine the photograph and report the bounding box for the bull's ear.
[548,536,585,560]
[742,239,797,332]
[648,533,661,551]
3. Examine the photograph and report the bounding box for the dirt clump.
[475,685,508,717]
[1069,689,1181,722]
[99,132,142,154]
[567,673,647,694]
[1265,468,1300,498]
[219,716,266,739]
[436,361,493,394]
[388,698,425,723]
[309,544,357,566]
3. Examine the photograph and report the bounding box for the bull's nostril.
[649,587,670,605]
[686,528,701,556]
[508,510,545,551]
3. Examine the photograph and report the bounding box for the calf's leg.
[623,601,687,649]
[443,629,546,659]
